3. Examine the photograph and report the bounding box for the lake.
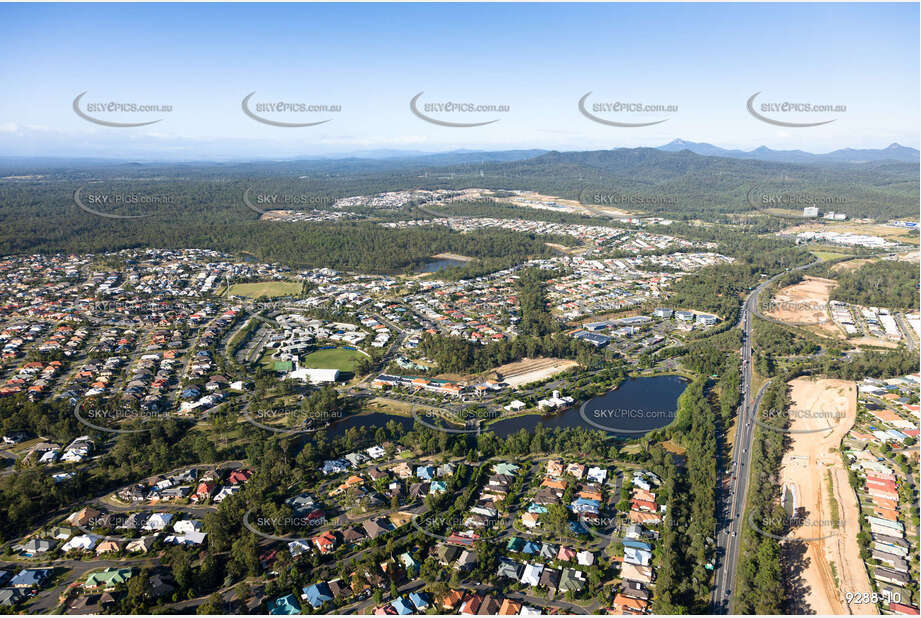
[302,376,687,445]
[488,375,688,437]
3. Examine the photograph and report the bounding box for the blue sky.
[0,3,917,159]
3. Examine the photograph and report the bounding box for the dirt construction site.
[779,377,877,615]
[766,276,842,338]
[489,357,580,388]
[766,275,903,348]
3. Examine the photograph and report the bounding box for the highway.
[895,312,917,352]
[711,259,819,612]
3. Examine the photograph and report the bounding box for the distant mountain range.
[297,142,920,165]
[0,149,550,172]
[657,139,919,164]
[0,142,916,169]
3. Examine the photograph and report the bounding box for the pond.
[317,412,414,441]
[415,257,469,273]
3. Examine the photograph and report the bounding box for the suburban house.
[84,568,135,591]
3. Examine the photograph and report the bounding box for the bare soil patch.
[489,357,579,388]
[831,258,876,273]
[781,222,919,245]
[545,242,581,254]
[431,252,475,262]
[780,378,876,615]
[766,276,838,329]
[849,336,900,350]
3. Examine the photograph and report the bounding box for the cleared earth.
[766,275,841,338]
[489,357,580,388]
[780,377,876,616]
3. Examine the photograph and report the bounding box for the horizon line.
[0,139,917,165]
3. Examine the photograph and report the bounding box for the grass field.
[303,347,366,372]
[224,280,302,298]
[810,250,850,261]
[258,351,278,370]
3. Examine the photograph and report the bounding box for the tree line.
[827,261,919,309]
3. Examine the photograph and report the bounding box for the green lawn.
[258,351,276,370]
[225,280,302,298]
[809,250,849,261]
[303,347,366,372]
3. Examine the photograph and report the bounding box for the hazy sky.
[0,3,917,159]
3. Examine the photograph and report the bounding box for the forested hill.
[0,149,547,177]
[2,147,916,222]
[477,148,918,219]
[0,147,916,265]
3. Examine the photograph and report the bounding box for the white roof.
[63,534,100,551]
[173,519,202,534]
[587,466,607,482]
[365,445,386,458]
[286,367,340,383]
[165,531,207,545]
[143,512,174,530]
[520,563,543,586]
